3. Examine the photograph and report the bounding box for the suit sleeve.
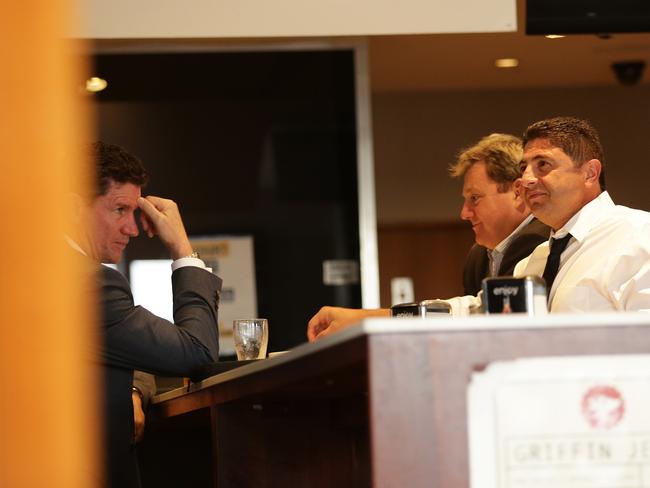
[101,265,221,376]
[132,370,156,410]
[462,244,489,296]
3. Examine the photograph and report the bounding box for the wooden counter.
[141,313,650,488]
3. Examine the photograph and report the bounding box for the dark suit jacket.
[462,218,550,296]
[99,264,221,488]
[132,370,156,409]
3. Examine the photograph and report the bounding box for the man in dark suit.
[449,134,550,295]
[461,219,549,295]
[68,142,221,487]
[307,134,550,341]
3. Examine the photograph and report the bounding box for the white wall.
[373,85,650,224]
[78,0,516,38]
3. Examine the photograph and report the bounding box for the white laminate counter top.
[153,312,650,404]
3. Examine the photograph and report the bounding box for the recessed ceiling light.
[495,58,519,68]
[86,77,108,93]
[545,34,566,39]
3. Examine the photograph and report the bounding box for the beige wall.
[372,85,650,224]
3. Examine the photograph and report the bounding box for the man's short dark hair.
[91,141,149,196]
[522,116,606,190]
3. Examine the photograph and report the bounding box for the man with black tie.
[307,133,550,341]
[515,116,650,311]
[68,142,221,487]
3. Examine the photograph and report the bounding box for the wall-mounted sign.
[130,235,257,357]
[323,259,359,286]
[191,236,257,356]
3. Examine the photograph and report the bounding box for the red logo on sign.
[581,385,625,430]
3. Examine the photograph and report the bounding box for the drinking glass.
[233,319,268,360]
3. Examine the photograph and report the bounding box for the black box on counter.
[390,299,451,317]
[481,276,547,315]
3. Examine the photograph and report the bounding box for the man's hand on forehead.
[138,203,155,238]
[137,196,193,259]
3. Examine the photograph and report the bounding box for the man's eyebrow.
[525,151,551,161]
[112,199,135,209]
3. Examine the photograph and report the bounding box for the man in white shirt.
[307,134,549,341]
[515,116,650,312]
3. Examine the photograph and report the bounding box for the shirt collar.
[551,191,614,243]
[493,214,535,254]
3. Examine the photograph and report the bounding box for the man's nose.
[123,214,139,237]
[460,202,473,220]
[520,164,537,187]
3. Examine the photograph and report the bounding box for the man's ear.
[583,159,602,186]
[512,178,525,203]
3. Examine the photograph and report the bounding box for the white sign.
[130,259,174,321]
[191,236,257,356]
[323,259,359,286]
[468,355,650,488]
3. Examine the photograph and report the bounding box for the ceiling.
[368,0,650,92]
[93,0,650,93]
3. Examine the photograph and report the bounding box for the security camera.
[611,61,646,86]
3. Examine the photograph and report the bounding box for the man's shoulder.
[507,219,549,254]
[500,219,550,276]
[100,264,131,290]
[517,218,551,240]
[591,205,650,240]
[101,264,125,278]
[464,243,490,272]
[466,243,488,261]
[611,205,650,225]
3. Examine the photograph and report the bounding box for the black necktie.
[542,234,572,297]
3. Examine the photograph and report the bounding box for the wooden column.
[0,1,98,486]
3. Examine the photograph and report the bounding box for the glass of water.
[233,319,269,360]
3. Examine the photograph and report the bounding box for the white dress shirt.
[514,191,650,312]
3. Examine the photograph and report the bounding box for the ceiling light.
[495,58,519,68]
[86,77,108,93]
[545,34,566,39]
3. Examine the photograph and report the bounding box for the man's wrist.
[170,241,194,260]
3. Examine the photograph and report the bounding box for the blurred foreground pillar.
[0,1,99,486]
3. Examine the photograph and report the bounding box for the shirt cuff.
[171,257,212,274]
[443,294,482,316]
